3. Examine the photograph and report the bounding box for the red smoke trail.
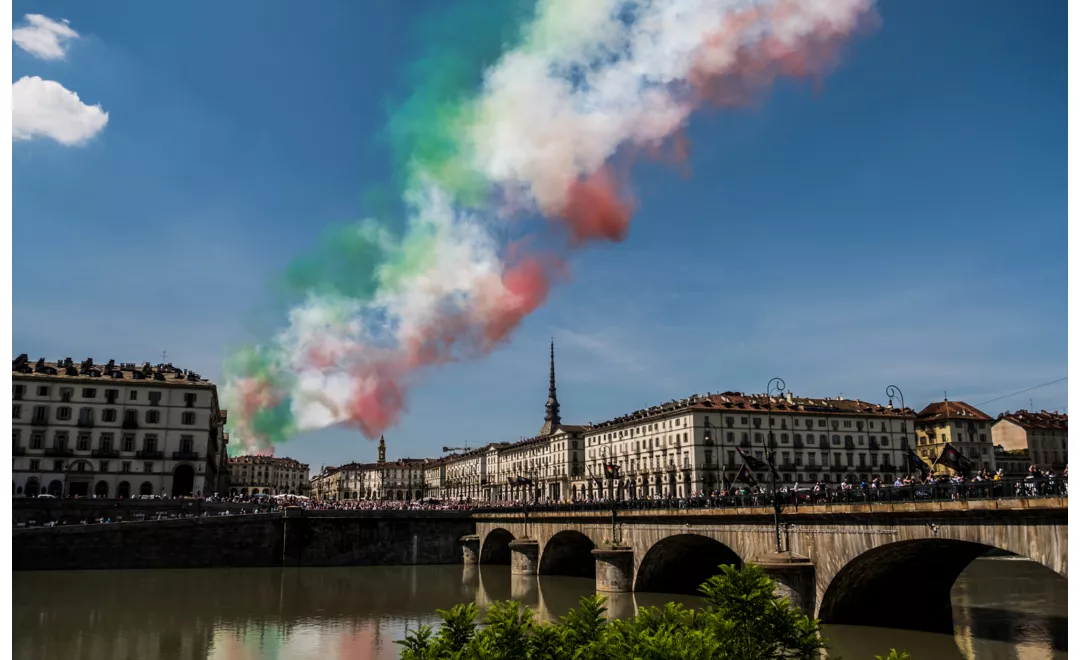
[338,252,559,438]
[558,166,635,245]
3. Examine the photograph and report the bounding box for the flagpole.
[767,377,786,554]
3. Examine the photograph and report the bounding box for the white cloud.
[12,76,109,146]
[13,14,79,60]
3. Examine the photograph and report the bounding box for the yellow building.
[914,399,995,475]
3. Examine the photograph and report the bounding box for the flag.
[734,464,757,487]
[721,467,733,492]
[603,463,621,479]
[518,476,533,486]
[935,442,974,475]
[737,446,779,479]
[907,448,931,478]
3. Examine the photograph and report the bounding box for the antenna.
[162,350,168,364]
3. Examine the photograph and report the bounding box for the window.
[30,432,43,449]
[82,388,97,399]
[13,404,21,419]
[123,410,138,426]
[57,406,72,421]
[122,434,135,452]
[182,412,196,425]
[180,435,194,453]
[149,391,162,406]
[29,459,40,471]
[77,433,91,451]
[145,410,160,424]
[78,408,94,425]
[102,409,117,422]
[36,386,49,396]
[60,387,73,402]
[13,384,24,400]
[53,432,68,450]
[143,435,157,453]
[100,460,110,472]
[144,462,154,474]
[99,434,114,451]
[121,461,131,473]
[129,390,138,401]
[13,429,21,447]
[105,389,119,403]
[53,460,63,472]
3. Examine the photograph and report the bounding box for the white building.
[573,391,917,499]
[228,455,310,495]
[992,410,1067,472]
[12,354,229,498]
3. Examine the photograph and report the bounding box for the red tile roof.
[916,400,993,423]
[997,410,1068,431]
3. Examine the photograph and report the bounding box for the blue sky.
[12,0,1066,470]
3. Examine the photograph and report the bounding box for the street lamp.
[588,453,622,546]
[886,385,908,474]
[766,377,786,554]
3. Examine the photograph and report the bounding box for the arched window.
[139,481,153,496]
[116,481,131,498]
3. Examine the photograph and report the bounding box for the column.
[751,551,816,616]
[509,539,540,576]
[592,546,634,593]
[460,534,481,565]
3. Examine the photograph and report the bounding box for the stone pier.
[592,546,634,593]
[752,552,816,616]
[460,534,480,565]
[509,539,540,575]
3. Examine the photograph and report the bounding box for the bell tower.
[378,434,386,464]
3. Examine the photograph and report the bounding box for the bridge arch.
[818,539,1066,634]
[480,528,515,565]
[635,533,742,595]
[539,530,596,578]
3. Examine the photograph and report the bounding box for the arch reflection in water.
[12,556,1066,660]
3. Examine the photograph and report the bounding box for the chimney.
[786,391,793,404]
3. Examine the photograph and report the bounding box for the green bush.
[396,563,907,660]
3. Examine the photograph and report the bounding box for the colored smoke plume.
[224,0,877,454]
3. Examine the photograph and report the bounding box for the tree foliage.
[396,563,907,660]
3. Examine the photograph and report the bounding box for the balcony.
[44,447,74,457]
[13,447,26,455]
[92,448,120,458]
[31,417,49,427]
[77,418,94,428]
[136,450,164,459]
[122,419,139,430]
[172,450,200,460]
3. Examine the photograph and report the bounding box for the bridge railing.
[471,477,1066,515]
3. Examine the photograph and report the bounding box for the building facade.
[992,410,1067,472]
[228,455,310,496]
[914,400,996,475]
[12,354,229,498]
[573,391,916,499]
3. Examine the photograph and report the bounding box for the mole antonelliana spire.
[539,339,561,437]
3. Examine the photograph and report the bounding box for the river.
[12,556,1065,660]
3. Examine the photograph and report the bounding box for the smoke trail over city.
[223,0,877,454]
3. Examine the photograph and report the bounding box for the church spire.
[377,434,386,464]
[539,339,561,436]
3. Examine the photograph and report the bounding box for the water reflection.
[12,557,1065,660]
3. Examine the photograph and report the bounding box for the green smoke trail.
[224,0,539,452]
[383,0,535,206]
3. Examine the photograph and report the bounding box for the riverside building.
[992,410,1068,472]
[914,399,996,475]
[228,455,310,496]
[12,354,229,498]
[573,391,917,499]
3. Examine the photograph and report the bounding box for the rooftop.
[230,455,309,468]
[11,354,215,387]
[916,400,993,423]
[588,391,915,431]
[997,410,1068,431]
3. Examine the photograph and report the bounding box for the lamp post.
[886,385,908,475]
[766,377,786,554]
[588,453,621,546]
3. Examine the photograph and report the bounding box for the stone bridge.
[467,498,1067,634]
